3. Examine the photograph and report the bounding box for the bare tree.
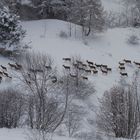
[97,82,140,139]
[64,104,85,137]
[16,52,68,133]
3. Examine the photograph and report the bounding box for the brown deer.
[123,59,131,64]
[63,65,70,70]
[51,76,57,83]
[82,63,87,67]
[3,72,8,77]
[119,66,125,70]
[119,62,125,66]
[95,63,102,68]
[45,65,52,70]
[62,58,71,61]
[120,72,128,77]
[82,76,88,80]
[101,64,108,68]
[85,69,91,73]
[93,70,98,74]
[70,73,77,78]
[89,65,96,69]
[87,60,94,65]
[106,67,112,71]
[133,61,140,66]
[1,65,7,71]
[101,68,108,74]
[15,62,22,69]
[8,63,17,68]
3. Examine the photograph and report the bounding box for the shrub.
[59,31,68,38]
[127,35,139,45]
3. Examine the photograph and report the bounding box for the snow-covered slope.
[101,0,124,12]
[0,128,76,140]
[22,19,140,99]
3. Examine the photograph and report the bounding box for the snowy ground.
[22,19,140,99]
[0,0,140,139]
[0,128,76,140]
[0,19,140,139]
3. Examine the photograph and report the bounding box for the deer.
[119,66,125,70]
[15,62,22,69]
[101,64,108,68]
[62,58,71,61]
[1,65,7,71]
[63,65,70,70]
[123,59,131,64]
[45,65,52,70]
[119,62,125,66]
[82,63,87,67]
[8,63,17,69]
[101,68,108,74]
[85,69,91,73]
[106,67,112,71]
[13,65,22,70]
[89,65,96,69]
[70,73,77,78]
[82,76,88,80]
[87,60,94,65]
[133,61,140,66]
[3,72,8,77]
[93,70,98,74]
[51,76,57,83]
[95,63,102,68]
[120,72,128,77]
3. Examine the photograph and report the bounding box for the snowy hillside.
[22,19,140,99]
[0,0,140,139]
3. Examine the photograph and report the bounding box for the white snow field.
[0,128,76,140]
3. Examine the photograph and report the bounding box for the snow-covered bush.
[0,88,25,128]
[0,7,25,48]
[127,35,139,45]
[97,85,140,138]
[59,31,68,38]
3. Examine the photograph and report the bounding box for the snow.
[101,0,124,13]
[0,0,140,139]
[0,18,140,139]
[0,128,76,140]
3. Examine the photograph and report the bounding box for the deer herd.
[0,62,22,83]
[0,57,140,84]
[62,57,140,80]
